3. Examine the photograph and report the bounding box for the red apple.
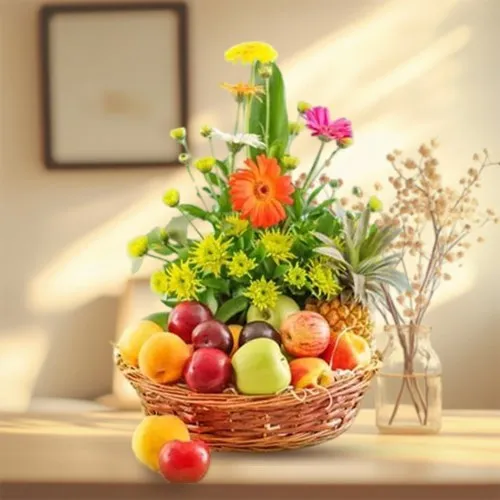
[289,358,334,389]
[159,440,210,483]
[192,320,233,355]
[281,311,330,358]
[321,330,371,370]
[168,301,212,343]
[184,347,232,393]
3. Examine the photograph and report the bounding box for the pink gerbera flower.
[304,106,353,145]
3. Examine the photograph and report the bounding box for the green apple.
[231,338,291,395]
[246,295,300,331]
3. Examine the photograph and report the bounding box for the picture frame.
[39,2,188,169]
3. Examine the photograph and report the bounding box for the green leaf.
[131,258,143,274]
[248,62,289,158]
[315,212,341,237]
[147,226,166,247]
[269,139,285,159]
[165,216,189,245]
[199,288,218,315]
[250,244,266,262]
[216,159,230,177]
[293,189,304,219]
[354,208,371,248]
[179,204,210,220]
[306,184,328,205]
[203,277,230,295]
[161,297,179,308]
[215,296,249,323]
[149,243,176,256]
[273,264,289,279]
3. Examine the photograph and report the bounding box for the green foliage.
[248,62,288,159]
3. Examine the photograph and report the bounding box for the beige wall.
[0,0,499,410]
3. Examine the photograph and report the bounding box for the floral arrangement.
[126,41,405,330]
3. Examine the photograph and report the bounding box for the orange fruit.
[228,324,243,356]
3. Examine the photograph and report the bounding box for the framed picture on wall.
[39,3,188,169]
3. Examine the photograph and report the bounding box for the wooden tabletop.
[0,409,499,500]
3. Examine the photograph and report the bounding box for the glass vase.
[375,325,442,434]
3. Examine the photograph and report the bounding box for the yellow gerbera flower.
[224,41,278,65]
[220,82,265,102]
[244,277,279,312]
[260,230,295,264]
[227,251,257,279]
[190,234,231,277]
[166,261,202,301]
[224,214,249,236]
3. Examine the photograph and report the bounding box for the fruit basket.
[117,352,380,452]
[117,41,406,453]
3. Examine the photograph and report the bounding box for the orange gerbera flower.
[220,82,265,101]
[229,155,295,228]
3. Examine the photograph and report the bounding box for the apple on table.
[159,440,210,483]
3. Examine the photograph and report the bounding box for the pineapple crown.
[313,205,410,308]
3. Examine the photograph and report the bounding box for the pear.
[231,338,291,395]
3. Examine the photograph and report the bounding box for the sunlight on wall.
[0,327,49,411]
[27,171,196,313]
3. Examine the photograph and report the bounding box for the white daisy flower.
[211,128,266,150]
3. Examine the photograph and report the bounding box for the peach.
[290,358,334,389]
[321,330,371,370]
[281,311,330,358]
[117,320,164,367]
[138,332,191,384]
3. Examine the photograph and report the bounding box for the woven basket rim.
[116,350,381,403]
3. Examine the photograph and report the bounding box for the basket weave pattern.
[118,355,379,452]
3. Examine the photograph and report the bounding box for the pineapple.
[306,206,408,340]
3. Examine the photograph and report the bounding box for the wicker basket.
[117,352,380,452]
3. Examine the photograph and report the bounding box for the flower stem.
[303,141,326,191]
[183,140,209,210]
[178,209,203,238]
[286,112,301,153]
[309,147,340,186]
[145,252,169,263]
[234,101,242,135]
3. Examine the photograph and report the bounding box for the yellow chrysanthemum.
[194,156,216,174]
[220,82,265,101]
[260,230,295,264]
[163,189,180,207]
[227,251,257,279]
[127,235,148,258]
[190,234,231,277]
[224,214,249,236]
[150,269,170,295]
[244,277,279,312]
[284,263,308,289]
[166,261,202,301]
[224,41,278,65]
[307,258,341,299]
